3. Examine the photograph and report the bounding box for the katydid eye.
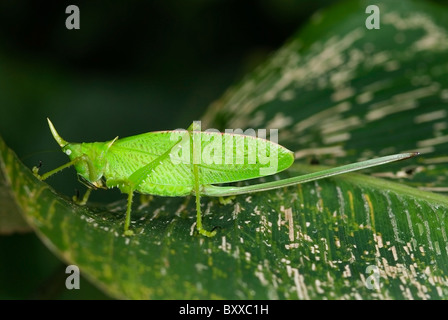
[65,149,72,156]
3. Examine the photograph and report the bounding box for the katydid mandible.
[34,118,419,237]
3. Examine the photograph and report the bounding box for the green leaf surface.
[2,0,448,299]
[0,167,31,235]
[2,135,448,299]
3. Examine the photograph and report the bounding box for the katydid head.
[47,118,118,189]
[63,142,110,189]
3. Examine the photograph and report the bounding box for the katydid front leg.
[33,155,95,205]
[33,156,86,181]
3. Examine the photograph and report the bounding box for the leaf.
[2,0,448,300]
[2,135,448,299]
[0,160,31,234]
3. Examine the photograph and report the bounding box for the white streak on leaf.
[414,110,447,124]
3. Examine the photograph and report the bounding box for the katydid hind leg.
[189,123,218,237]
[193,164,217,237]
[193,167,217,237]
[124,191,135,236]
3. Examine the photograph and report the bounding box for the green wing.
[105,131,192,195]
[105,131,294,196]
[193,131,294,185]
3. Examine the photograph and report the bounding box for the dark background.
[0,0,327,143]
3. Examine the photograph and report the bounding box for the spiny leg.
[124,191,135,236]
[34,156,95,206]
[108,178,136,236]
[33,156,85,181]
[189,122,217,237]
[193,164,217,237]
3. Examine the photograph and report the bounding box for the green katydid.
[34,118,419,237]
